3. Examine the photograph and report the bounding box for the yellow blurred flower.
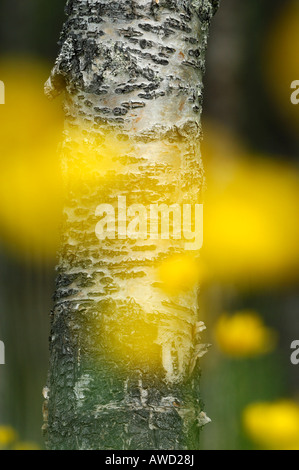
[0,426,18,448]
[214,311,277,358]
[0,58,63,260]
[157,254,205,294]
[243,400,299,450]
[0,424,39,450]
[202,122,299,287]
[12,441,40,450]
[63,129,132,187]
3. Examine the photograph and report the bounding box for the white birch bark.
[44,0,219,450]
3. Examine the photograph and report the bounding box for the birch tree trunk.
[44,0,219,450]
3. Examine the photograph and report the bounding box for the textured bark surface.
[45,0,219,450]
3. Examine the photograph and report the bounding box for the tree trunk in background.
[45,0,218,450]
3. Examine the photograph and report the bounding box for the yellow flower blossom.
[202,123,299,287]
[157,254,206,294]
[214,311,277,358]
[0,426,18,448]
[243,400,299,450]
[0,58,63,260]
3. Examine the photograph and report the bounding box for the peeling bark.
[45,0,219,450]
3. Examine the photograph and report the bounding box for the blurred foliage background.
[0,0,299,450]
